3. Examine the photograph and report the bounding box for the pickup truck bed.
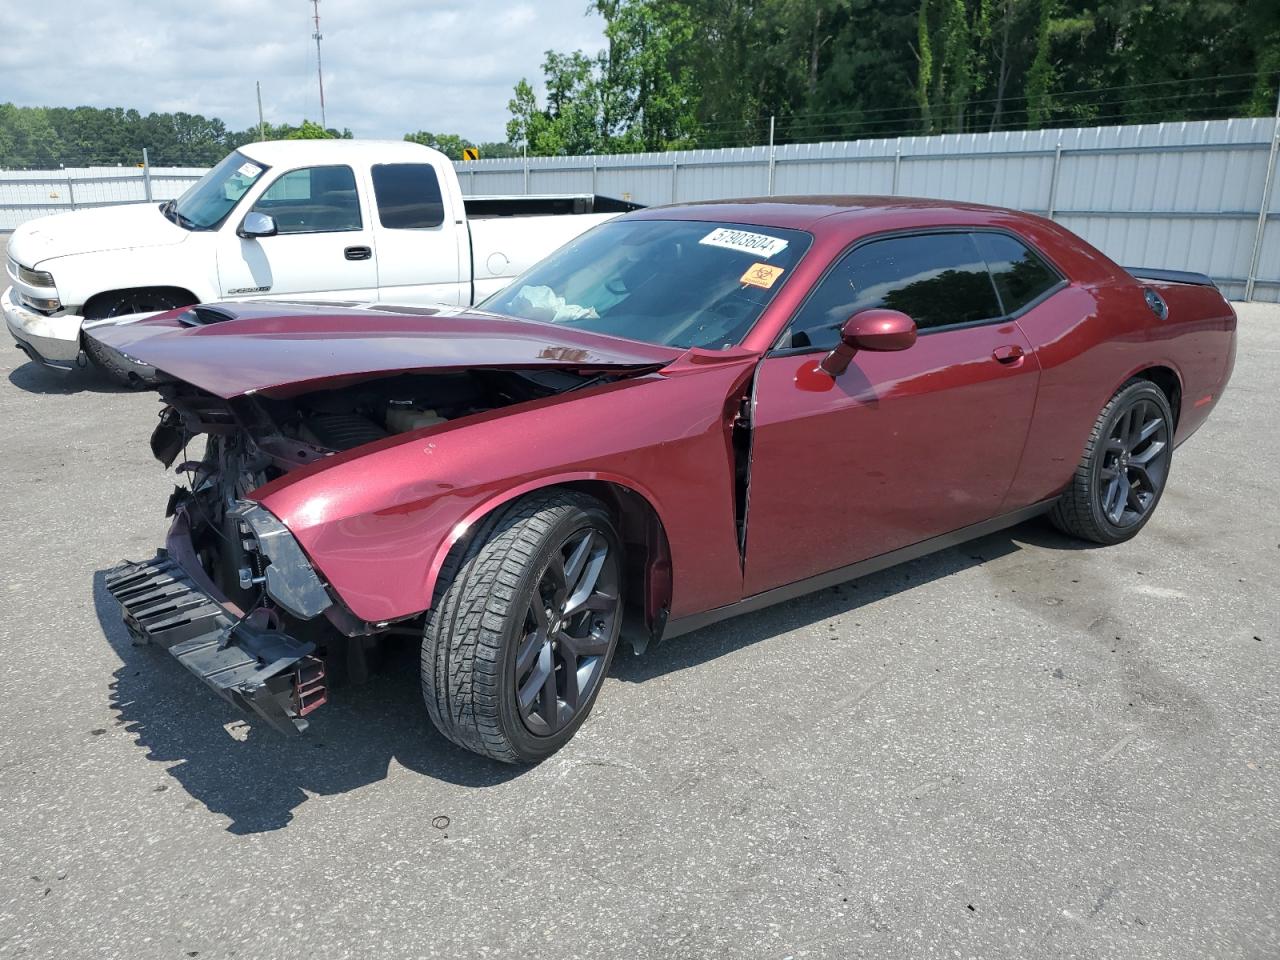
[464,194,644,218]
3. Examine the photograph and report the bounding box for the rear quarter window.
[371,163,445,229]
[973,232,1063,314]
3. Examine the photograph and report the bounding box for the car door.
[742,230,1043,597]
[216,163,379,301]
[368,162,469,306]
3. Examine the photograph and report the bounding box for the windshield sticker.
[740,263,785,289]
[700,227,789,259]
[237,161,263,179]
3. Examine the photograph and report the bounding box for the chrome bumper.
[2,285,85,369]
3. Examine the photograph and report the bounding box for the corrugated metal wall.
[3,117,1277,300]
[0,167,206,228]
[459,118,1280,302]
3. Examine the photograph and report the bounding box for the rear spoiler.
[1125,266,1217,288]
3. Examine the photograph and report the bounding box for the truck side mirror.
[819,309,917,377]
[238,212,278,239]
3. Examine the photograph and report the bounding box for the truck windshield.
[482,219,812,349]
[168,151,268,230]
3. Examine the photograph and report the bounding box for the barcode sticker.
[699,227,789,259]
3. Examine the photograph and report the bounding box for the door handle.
[344,245,372,261]
[992,344,1025,364]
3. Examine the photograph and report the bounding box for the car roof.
[627,195,1044,235]
[237,139,444,167]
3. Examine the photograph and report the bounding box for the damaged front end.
[111,362,640,734]
[111,402,339,733]
[107,540,327,735]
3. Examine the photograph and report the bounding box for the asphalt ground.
[0,288,1277,959]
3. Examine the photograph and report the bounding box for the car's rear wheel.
[1050,379,1174,545]
[421,490,623,763]
[83,289,190,386]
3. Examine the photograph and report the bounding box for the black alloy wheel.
[421,491,624,763]
[83,288,190,386]
[514,526,620,737]
[1095,395,1170,529]
[87,289,188,318]
[1050,379,1175,545]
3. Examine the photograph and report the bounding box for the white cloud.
[0,0,607,142]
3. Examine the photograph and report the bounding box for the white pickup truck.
[3,139,637,373]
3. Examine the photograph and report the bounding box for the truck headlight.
[18,265,55,287]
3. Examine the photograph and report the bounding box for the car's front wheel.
[422,490,623,763]
[1050,379,1174,544]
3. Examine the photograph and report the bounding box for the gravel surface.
[0,298,1277,959]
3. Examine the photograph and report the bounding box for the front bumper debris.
[105,551,327,734]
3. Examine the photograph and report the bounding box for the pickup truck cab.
[3,139,637,371]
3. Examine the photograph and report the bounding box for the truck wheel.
[83,289,190,386]
[422,491,623,763]
[1050,379,1174,545]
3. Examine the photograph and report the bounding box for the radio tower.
[310,0,326,129]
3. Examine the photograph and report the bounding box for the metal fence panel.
[0,166,205,230]
[2,117,1277,301]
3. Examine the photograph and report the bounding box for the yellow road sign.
[462,147,479,161]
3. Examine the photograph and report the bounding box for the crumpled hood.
[8,202,190,266]
[86,300,684,398]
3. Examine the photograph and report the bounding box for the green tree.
[404,130,473,158]
[916,0,934,132]
[286,119,337,139]
[476,141,521,159]
[507,52,610,155]
[1024,0,1055,128]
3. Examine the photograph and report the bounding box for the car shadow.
[94,571,520,835]
[8,359,132,395]
[613,519,1051,684]
[94,516,1076,833]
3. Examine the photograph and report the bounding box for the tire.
[83,289,190,386]
[1050,379,1174,545]
[422,490,624,763]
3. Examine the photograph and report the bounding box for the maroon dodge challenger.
[91,197,1237,763]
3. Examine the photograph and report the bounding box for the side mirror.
[818,308,917,377]
[237,212,277,239]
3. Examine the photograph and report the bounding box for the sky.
[0,0,608,142]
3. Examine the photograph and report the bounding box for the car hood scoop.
[87,301,683,398]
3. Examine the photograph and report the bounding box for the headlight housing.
[18,264,55,287]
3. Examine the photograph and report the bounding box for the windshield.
[169,151,268,230]
[482,219,812,349]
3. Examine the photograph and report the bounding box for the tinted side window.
[252,165,362,234]
[371,163,445,228]
[973,232,1061,314]
[784,233,1002,349]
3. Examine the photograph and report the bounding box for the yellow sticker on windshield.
[741,263,785,289]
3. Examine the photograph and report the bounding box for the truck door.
[216,164,378,301]
[367,162,469,306]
